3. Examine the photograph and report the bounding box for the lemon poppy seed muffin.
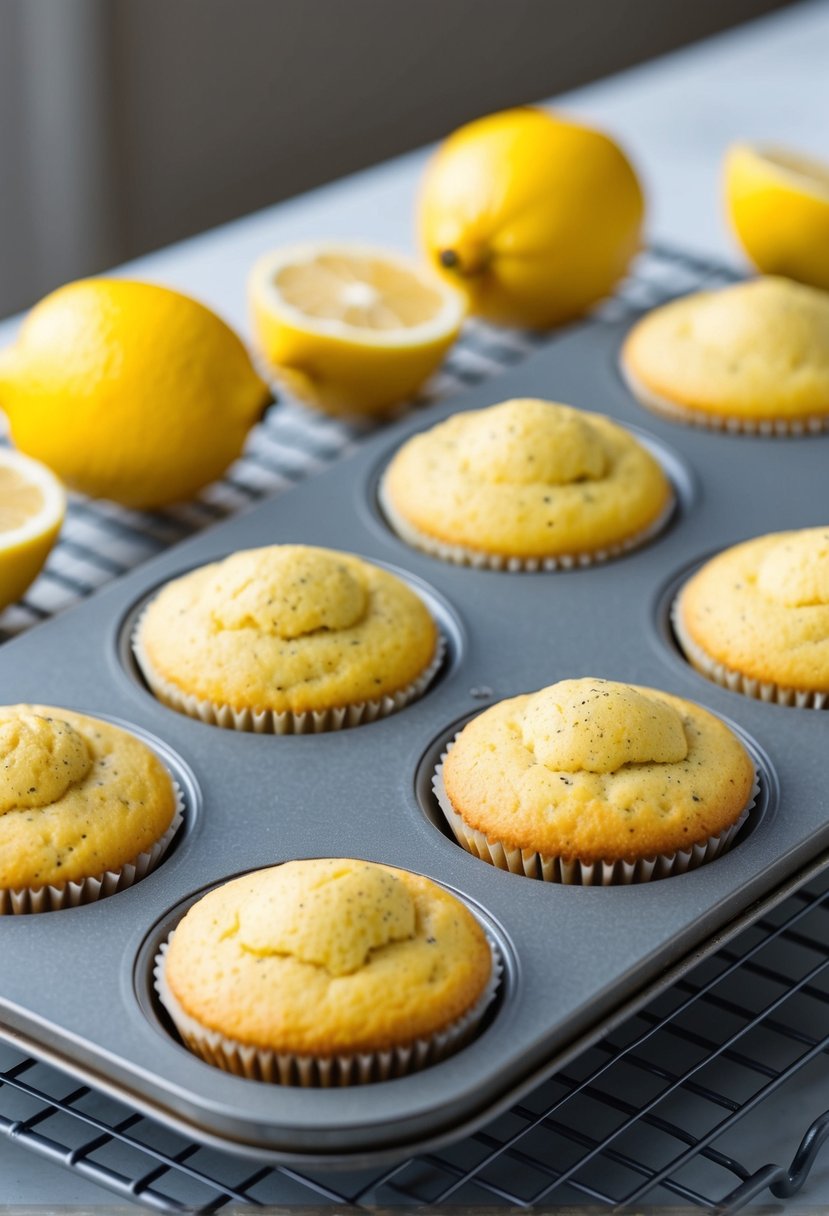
[0,705,180,912]
[134,544,441,732]
[620,277,829,433]
[675,527,829,707]
[380,398,673,569]
[436,678,755,884]
[158,858,495,1084]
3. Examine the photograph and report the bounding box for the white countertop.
[2,0,829,1206]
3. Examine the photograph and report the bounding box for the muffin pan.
[1,315,828,1167]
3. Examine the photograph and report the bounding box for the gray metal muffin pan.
[1,315,829,1168]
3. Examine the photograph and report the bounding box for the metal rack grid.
[1,243,828,1211]
[2,870,828,1211]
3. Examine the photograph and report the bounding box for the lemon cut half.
[0,448,66,611]
[249,243,465,417]
[725,143,829,291]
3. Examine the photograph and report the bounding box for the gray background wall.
[0,0,792,318]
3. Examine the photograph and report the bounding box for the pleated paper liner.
[378,476,676,572]
[432,743,759,886]
[620,360,829,436]
[0,783,185,915]
[154,932,502,1086]
[132,615,446,734]
[672,598,829,709]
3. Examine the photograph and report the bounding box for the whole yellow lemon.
[724,143,829,291]
[0,279,269,509]
[418,107,645,329]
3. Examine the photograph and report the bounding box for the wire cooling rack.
[1,870,828,1211]
[2,243,828,1211]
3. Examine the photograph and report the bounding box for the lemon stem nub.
[439,247,490,276]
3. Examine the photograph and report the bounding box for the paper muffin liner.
[432,740,759,886]
[378,476,675,572]
[672,597,829,710]
[620,359,829,437]
[132,612,445,734]
[154,929,502,1086]
[0,782,185,915]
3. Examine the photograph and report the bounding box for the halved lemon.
[248,242,466,417]
[0,449,66,611]
[724,143,829,291]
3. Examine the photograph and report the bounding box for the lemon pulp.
[274,253,446,330]
[0,467,44,530]
[0,449,66,611]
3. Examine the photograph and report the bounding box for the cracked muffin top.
[675,527,829,697]
[0,705,177,891]
[441,678,754,863]
[163,858,492,1055]
[381,398,672,563]
[621,277,829,428]
[135,544,439,717]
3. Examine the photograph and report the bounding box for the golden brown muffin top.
[442,679,754,863]
[0,705,177,890]
[165,859,493,1055]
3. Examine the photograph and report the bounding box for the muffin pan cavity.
[134,865,516,1086]
[0,712,199,915]
[416,709,776,882]
[116,555,465,726]
[655,555,829,710]
[654,554,727,686]
[618,277,829,436]
[367,416,696,570]
[0,313,828,1163]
